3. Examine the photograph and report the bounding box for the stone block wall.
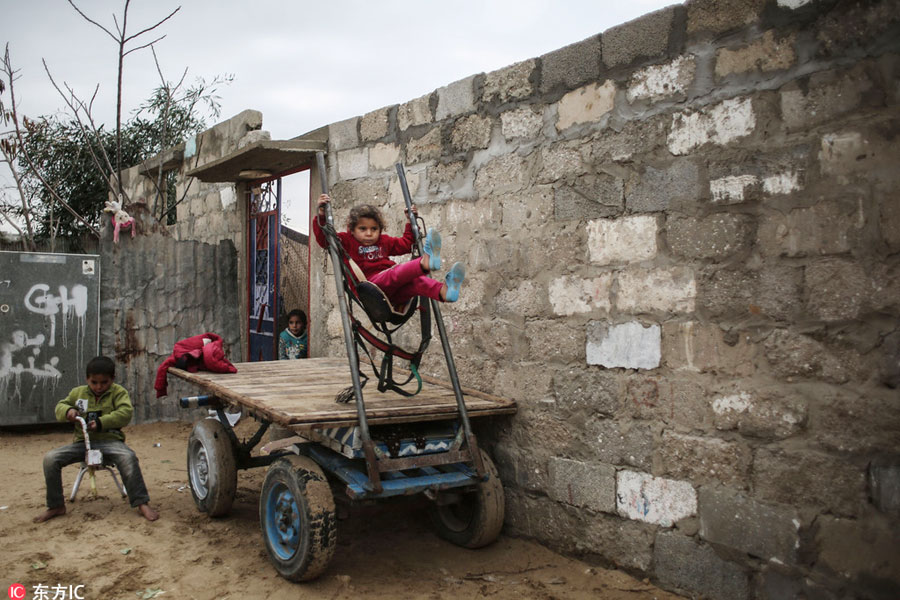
[309,1,900,598]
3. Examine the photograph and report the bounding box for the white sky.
[2,0,677,233]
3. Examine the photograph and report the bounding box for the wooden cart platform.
[168,357,516,429]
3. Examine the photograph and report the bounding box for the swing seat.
[357,282,418,325]
[348,259,418,326]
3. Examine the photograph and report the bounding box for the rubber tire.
[187,417,237,517]
[259,455,337,582]
[429,449,505,548]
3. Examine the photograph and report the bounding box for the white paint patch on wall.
[627,55,696,102]
[777,0,814,8]
[667,97,756,155]
[587,215,658,265]
[710,174,758,204]
[763,171,802,195]
[616,470,697,526]
[549,274,613,316]
[219,185,236,210]
[586,321,661,369]
[712,391,753,415]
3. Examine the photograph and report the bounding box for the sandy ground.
[0,420,683,600]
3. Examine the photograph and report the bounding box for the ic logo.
[7,583,26,600]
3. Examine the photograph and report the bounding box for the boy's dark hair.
[86,356,116,378]
[346,204,386,233]
[287,309,307,325]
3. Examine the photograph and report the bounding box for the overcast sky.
[2,0,676,232]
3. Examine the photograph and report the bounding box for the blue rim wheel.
[260,455,336,581]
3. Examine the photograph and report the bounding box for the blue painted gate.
[248,180,281,361]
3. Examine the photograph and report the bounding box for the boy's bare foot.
[138,503,159,521]
[33,506,66,523]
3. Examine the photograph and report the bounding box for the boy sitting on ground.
[34,356,159,523]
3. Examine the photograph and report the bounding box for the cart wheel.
[260,455,336,582]
[187,418,237,517]
[429,449,505,548]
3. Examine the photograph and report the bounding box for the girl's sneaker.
[424,228,441,271]
[444,262,466,302]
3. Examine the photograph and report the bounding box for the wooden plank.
[167,358,516,428]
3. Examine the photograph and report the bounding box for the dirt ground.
[0,420,684,600]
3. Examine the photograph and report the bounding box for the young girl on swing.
[312,194,466,306]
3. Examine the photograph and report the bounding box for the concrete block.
[368,143,400,171]
[587,418,653,470]
[711,386,807,440]
[625,160,700,213]
[587,215,658,265]
[753,446,866,517]
[591,113,669,162]
[757,201,862,258]
[556,80,616,131]
[553,175,624,221]
[397,93,432,131]
[668,97,756,155]
[405,127,442,165]
[538,143,585,183]
[761,170,803,196]
[500,106,544,141]
[716,31,796,78]
[624,376,715,430]
[686,0,766,36]
[587,321,661,370]
[602,6,678,69]
[804,258,870,322]
[360,106,391,142]
[493,441,550,493]
[617,267,696,314]
[763,329,854,385]
[781,64,874,132]
[661,322,759,377]
[627,55,696,103]
[869,458,900,518]
[816,514,900,591]
[474,153,531,196]
[548,456,616,513]
[699,487,801,563]
[482,59,536,103]
[697,267,757,320]
[539,35,602,94]
[548,274,612,316]
[525,319,586,364]
[654,532,751,600]
[709,174,759,205]
[450,114,492,152]
[497,187,553,234]
[336,147,368,180]
[435,75,476,121]
[550,366,620,420]
[328,117,359,151]
[616,470,696,526]
[808,388,900,455]
[495,279,548,319]
[659,431,752,488]
[667,213,754,261]
[585,513,656,571]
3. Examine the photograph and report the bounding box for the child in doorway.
[279,308,309,359]
[33,356,159,523]
[312,194,466,306]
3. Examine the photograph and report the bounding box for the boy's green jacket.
[55,383,133,443]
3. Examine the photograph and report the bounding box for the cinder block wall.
[310,1,900,598]
[103,111,258,417]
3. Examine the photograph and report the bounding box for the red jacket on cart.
[154,332,237,397]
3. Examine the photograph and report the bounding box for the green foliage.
[14,74,231,240]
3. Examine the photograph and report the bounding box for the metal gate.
[0,251,101,425]
[248,180,281,361]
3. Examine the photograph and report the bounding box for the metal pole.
[316,152,381,491]
[394,163,485,477]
